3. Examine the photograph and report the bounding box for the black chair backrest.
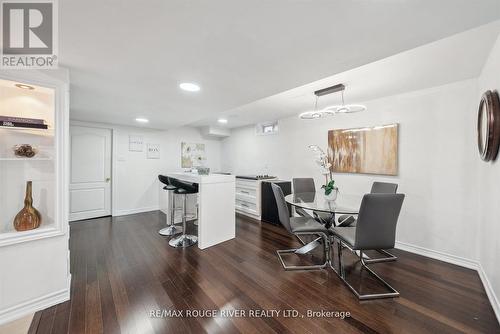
[371,182,398,194]
[354,193,405,250]
[158,175,169,185]
[271,183,292,233]
[292,178,315,194]
[171,178,198,193]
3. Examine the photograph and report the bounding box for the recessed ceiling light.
[218,118,228,124]
[179,82,201,92]
[15,83,34,90]
[135,118,149,123]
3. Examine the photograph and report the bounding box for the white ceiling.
[194,20,500,128]
[61,1,500,129]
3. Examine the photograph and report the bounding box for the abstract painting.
[181,142,206,168]
[327,124,398,175]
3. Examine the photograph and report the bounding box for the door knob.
[105,177,111,182]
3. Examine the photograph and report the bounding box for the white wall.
[477,33,500,319]
[222,79,480,262]
[70,121,222,216]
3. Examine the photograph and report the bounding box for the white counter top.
[166,172,235,184]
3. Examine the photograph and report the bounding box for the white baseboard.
[0,275,71,326]
[477,263,500,323]
[113,206,159,217]
[395,241,478,269]
[395,241,499,324]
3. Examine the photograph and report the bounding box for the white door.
[69,126,112,221]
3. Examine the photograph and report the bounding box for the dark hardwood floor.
[29,211,499,334]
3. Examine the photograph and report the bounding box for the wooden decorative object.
[477,90,500,162]
[13,181,42,231]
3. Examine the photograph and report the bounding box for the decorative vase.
[13,181,42,231]
[324,188,338,202]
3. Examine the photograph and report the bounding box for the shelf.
[0,124,51,130]
[0,225,63,247]
[0,157,53,161]
[0,126,54,137]
[0,75,65,250]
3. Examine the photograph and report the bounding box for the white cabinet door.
[69,126,112,221]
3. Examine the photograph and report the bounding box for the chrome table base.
[294,236,322,254]
[276,233,400,300]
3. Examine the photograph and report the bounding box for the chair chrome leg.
[356,253,399,299]
[331,238,399,300]
[295,235,307,246]
[276,233,329,271]
[363,249,397,264]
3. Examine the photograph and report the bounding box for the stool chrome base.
[159,225,182,236]
[169,234,198,248]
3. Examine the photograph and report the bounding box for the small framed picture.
[147,143,160,159]
[129,135,144,152]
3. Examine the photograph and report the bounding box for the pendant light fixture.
[298,95,334,120]
[299,84,366,120]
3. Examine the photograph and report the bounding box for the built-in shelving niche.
[0,78,60,246]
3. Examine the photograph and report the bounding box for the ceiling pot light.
[179,82,201,92]
[218,118,228,124]
[15,83,34,90]
[135,118,149,123]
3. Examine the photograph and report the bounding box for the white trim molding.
[477,263,500,323]
[395,241,478,269]
[0,275,71,326]
[113,206,159,217]
[395,241,499,323]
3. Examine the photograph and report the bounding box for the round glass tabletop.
[284,192,359,214]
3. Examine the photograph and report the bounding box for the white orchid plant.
[308,145,338,195]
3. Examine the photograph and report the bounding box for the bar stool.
[157,175,182,236]
[169,179,199,248]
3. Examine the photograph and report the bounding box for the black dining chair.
[337,181,399,263]
[332,193,405,300]
[292,178,333,226]
[271,183,331,271]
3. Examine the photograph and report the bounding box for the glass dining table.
[284,191,360,228]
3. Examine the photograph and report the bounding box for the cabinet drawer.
[236,192,256,203]
[236,199,258,215]
[236,179,258,189]
[236,186,256,198]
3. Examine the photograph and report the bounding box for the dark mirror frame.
[477,90,500,162]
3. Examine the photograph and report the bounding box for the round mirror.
[477,90,500,161]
